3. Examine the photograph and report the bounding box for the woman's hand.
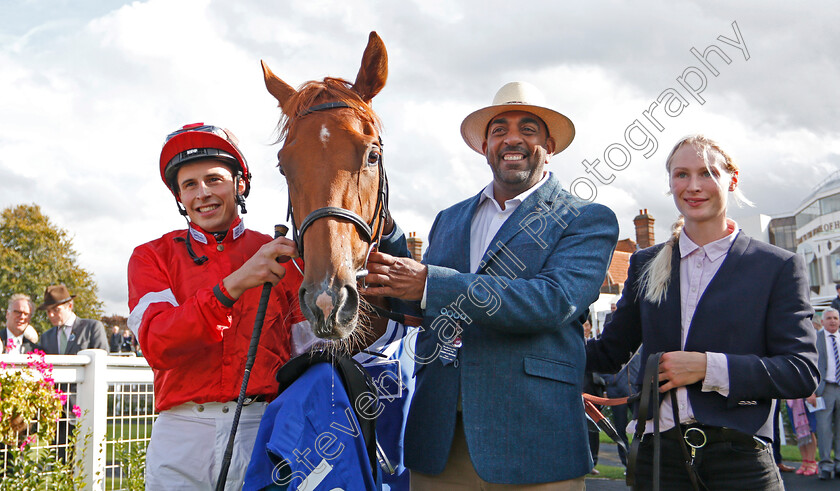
[658,351,707,392]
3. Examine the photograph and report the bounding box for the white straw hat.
[460,81,575,155]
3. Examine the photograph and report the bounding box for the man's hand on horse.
[657,351,707,392]
[362,251,426,301]
[223,237,298,300]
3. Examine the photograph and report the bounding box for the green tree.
[0,204,103,333]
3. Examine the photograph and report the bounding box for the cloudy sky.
[2,0,839,315]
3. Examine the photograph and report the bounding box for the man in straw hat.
[40,284,108,355]
[365,82,618,488]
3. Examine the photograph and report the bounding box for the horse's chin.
[309,315,358,341]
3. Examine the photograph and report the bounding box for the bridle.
[281,100,421,328]
[283,100,389,282]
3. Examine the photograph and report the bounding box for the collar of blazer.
[473,175,565,274]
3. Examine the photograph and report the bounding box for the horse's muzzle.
[299,282,359,339]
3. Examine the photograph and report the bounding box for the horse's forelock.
[276,77,381,143]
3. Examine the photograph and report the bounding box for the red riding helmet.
[159,123,251,197]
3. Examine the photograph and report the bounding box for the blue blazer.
[399,176,618,484]
[587,232,819,438]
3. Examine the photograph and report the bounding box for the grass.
[106,421,153,441]
[588,464,627,480]
[598,431,630,445]
[104,421,153,470]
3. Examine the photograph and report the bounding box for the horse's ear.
[261,60,297,111]
[352,31,388,103]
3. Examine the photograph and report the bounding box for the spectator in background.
[604,296,619,324]
[108,325,122,353]
[773,404,797,472]
[787,397,819,476]
[1,294,40,354]
[601,349,640,468]
[38,284,108,463]
[816,307,840,480]
[39,285,108,355]
[119,327,138,354]
[831,284,840,311]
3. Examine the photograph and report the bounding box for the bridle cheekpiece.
[283,101,389,282]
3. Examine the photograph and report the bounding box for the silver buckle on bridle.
[356,241,377,288]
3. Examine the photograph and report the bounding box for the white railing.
[0,349,156,490]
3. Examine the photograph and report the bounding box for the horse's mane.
[277,77,382,142]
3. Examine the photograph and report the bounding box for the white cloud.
[0,0,838,315]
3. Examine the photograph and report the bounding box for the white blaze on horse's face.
[262,31,388,340]
[319,124,330,147]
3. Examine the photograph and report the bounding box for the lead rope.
[625,352,703,491]
[627,352,663,490]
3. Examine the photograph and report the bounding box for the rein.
[623,352,704,491]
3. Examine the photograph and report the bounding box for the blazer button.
[217,244,224,251]
[222,406,229,413]
[197,405,205,412]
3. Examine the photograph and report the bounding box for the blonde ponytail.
[637,217,684,305]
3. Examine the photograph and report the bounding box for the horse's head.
[262,32,387,340]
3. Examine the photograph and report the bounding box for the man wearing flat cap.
[365,82,618,488]
[40,284,108,355]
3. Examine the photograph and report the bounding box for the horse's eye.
[367,148,381,166]
[277,163,286,176]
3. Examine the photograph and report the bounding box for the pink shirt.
[642,220,738,433]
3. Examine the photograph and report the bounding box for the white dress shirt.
[824,329,840,384]
[469,171,550,273]
[421,172,551,307]
[4,328,24,354]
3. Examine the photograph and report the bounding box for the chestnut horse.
[262,32,390,341]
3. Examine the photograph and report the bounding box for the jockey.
[128,123,307,489]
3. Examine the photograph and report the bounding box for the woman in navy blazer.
[587,135,819,490]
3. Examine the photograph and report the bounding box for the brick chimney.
[406,232,423,262]
[633,209,655,249]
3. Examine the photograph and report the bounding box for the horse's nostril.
[299,287,323,326]
[335,285,358,326]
